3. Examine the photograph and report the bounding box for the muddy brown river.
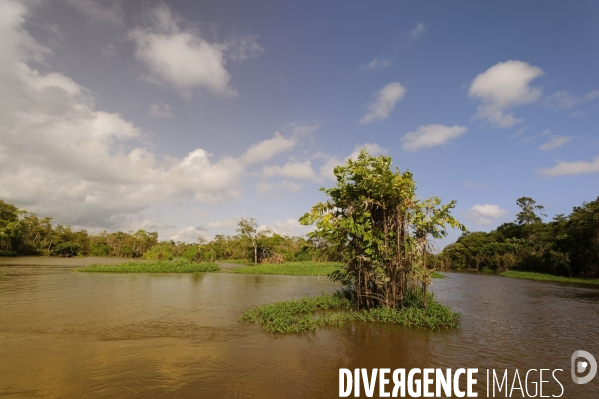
[1,257,598,398]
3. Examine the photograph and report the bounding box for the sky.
[1,0,598,247]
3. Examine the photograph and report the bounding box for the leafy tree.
[516,197,546,225]
[236,217,272,264]
[300,150,464,309]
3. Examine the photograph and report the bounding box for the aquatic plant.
[76,259,220,273]
[240,290,459,333]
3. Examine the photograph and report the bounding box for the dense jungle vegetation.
[435,196,599,278]
[0,199,315,262]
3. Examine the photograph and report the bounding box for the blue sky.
[1,0,598,246]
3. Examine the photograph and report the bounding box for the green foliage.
[299,149,464,309]
[438,196,599,278]
[516,196,547,225]
[77,259,220,273]
[0,199,328,264]
[240,290,460,333]
[142,243,175,260]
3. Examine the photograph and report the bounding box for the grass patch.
[501,271,599,285]
[76,259,220,273]
[228,261,342,276]
[240,290,459,333]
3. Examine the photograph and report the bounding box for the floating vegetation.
[240,290,459,333]
[76,259,220,273]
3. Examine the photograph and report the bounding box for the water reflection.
[0,258,598,398]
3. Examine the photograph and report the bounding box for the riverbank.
[77,260,220,273]
[241,291,460,333]
[501,270,599,285]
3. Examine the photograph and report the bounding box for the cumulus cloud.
[539,136,571,150]
[359,82,406,124]
[149,102,172,118]
[361,57,392,71]
[0,2,251,229]
[539,156,599,177]
[401,124,467,152]
[241,132,296,164]
[465,204,508,226]
[128,3,260,98]
[262,161,318,181]
[169,225,208,243]
[410,22,427,39]
[469,60,543,127]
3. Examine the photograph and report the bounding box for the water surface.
[1,258,598,398]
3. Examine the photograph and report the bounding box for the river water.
[0,257,598,398]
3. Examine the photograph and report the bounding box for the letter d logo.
[571,350,597,384]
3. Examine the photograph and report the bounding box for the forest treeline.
[0,200,315,262]
[2,195,598,279]
[434,197,599,278]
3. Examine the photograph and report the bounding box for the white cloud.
[545,89,599,110]
[262,161,318,181]
[128,3,260,98]
[0,3,255,229]
[223,34,263,62]
[269,218,313,237]
[319,143,387,180]
[539,136,571,150]
[410,22,427,39]
[469,60,543,127]
[465,204,508,226]
[361,57,392,71]
[401,124,467,152]
[241,132,296,164]
[359,82,406,124]
[169,226,207,243]
[540,156,599,177]
[149,102,172,118]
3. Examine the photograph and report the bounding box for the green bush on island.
[77,259,220,273]
[240,290,459,333]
